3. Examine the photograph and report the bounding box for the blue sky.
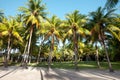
[0,0,119,19]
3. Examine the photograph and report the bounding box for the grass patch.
[100,62,120,70]
[30,61,120,70]
[0,59,120,70]
[0,57,3,66]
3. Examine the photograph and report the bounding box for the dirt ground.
[0,66,120,80]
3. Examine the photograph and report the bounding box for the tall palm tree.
[87,15,102,68]
[43,15,61,70]
[89,7,118,72]
[19,0,46,64]
[64,10,90,70]
[0,17,23,67]
[105,0,119,9]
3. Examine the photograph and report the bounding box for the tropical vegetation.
[0,0,120,72]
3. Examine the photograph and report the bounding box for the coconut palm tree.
[0,17,23,67]
[43,15,61,70]
[89,7,119,72]
[18,0,46,65]
[64,10,90,70]
[86,16,102,68]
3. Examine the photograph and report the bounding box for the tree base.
[109,69,114,72]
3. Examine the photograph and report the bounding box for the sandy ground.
[0,66,120,80]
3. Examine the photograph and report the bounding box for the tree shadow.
[44,68,89,80]
[0,66,119,80]
[0,66,18,78]
[43,68,120,80]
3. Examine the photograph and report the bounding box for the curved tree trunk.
[24,25,34,68]
[27,26,34,61]
[20,41,28,66]
[102,40,114,72]
[99,25,113,72]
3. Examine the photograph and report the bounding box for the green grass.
[0,57,3,66]
[100,62,120,70]
[0,58,120,70]
[30,61,120,70]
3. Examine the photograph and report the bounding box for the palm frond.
[12,31,23,42]
[105,0,119,10]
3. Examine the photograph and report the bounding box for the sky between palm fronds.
[0,0,120,19]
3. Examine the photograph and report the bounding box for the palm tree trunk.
[20,41,28,66]
[37,45,42,63]
[29,55,32,64]
[37,37,44,63]
[48,34,54,71]
[4,33,11,68]
[73,30,78,70]
[62,43,65,62]
[3,53,7,68]
[95,44,101,68]
[99,26,113,72]
[7,34,11,60]
[102,40,114,72]
[27,25,34,62]
[24,41,28,55]
[23,25,33,68]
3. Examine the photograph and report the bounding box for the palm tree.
[105,0,119,9]
[87,16,102,68]
[19,0,46,65]
[64,10,90,70]
[89,7,118,72]
[0,17,23,67]
[43,15,61,70]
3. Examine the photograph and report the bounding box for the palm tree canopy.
[43,15,62,41]
[89,7,118,42]
[66,10,86,28]
[64,10,90,41]
[0,17,23,42]
[19,0,46,28]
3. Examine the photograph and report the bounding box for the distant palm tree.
[0,17,23,67]
[19,0,46,65]
[89,7,118,72]
[64,10,90,70]
[43,15,61,70]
